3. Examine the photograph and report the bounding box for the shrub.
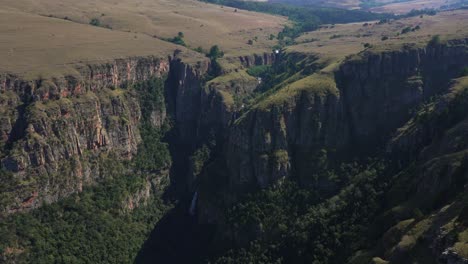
[330,34,342,39]
[428,35,441,46]
[401,26,412,34]
[89,18,101,27]
[208,45,224,59]
[194,46,204,53]
[166,33,186,46]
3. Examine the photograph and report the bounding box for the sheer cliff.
[0,54,211,213]
[215,39,468,201]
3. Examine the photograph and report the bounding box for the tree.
[247,39,254,45]
[208,45,224,59]
[178,32,184,38]
[428,35,441,46]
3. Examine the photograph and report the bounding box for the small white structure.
[275,49,280,54]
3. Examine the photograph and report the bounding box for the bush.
[401,26,412,34]
[193,46,204,53]
[428,35,441,46]
[89,18,101,26]
[207,45,224,59]
[163,32,186,46]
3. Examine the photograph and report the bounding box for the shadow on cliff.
[134,195,216,264]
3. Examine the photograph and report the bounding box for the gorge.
[0,1,468,263]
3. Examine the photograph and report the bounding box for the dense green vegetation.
[0,170,19,212]
[246,65,271,78]
[0,157,171,263]
[0,78,172,263]
[134,78,171,172]
[209,162,389,263]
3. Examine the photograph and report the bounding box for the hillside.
[291,9,468,66]
[0,0,286,81]
[267,0,466,13]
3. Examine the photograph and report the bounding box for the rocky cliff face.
[386,76,468,208]
[338,40,468,150]
[0,55,210,213]
[219,40,468,201]
[236,52,277,68]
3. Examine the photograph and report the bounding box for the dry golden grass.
[1,0,285,55]
[290,9,468,69]
[0,0,285,78]
[246,0,462,13]
[0,9,196,78]
[370,0,462,14]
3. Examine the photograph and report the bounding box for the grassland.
[0,0,285,78]
[265,0,464,13]
[0,9,185,79]
[369,0,464,14]
[290,9,468,68]
[256,73,338,110]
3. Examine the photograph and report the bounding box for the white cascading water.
[189,191,198,216]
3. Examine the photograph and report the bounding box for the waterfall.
[189,191,198,216]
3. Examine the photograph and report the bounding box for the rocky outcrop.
[123,170,170,212]
[235,52,277,68]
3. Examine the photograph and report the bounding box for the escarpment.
[0,54,211,213]
[217,40,468,201]
[191,40,468,262]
